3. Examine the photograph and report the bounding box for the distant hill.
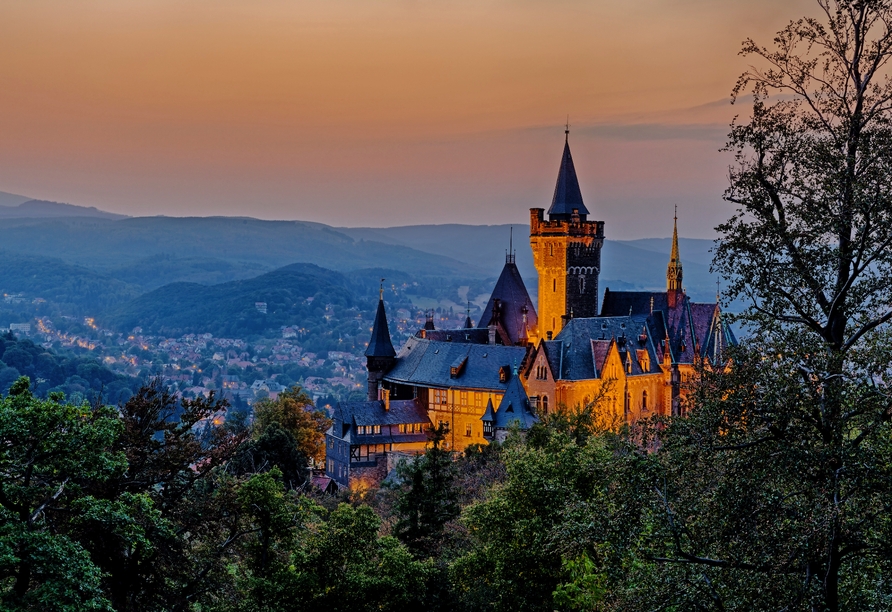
[0,217,484,281]
[0,250,140,312]
[0,198,127,220]
[0,191,32,207]
[339,224,720,303]
[107,254,271,292]
[101,263,366,343]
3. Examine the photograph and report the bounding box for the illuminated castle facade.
[325,130,736,488]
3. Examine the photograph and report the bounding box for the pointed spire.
[547,128,590,221]
[464,300,474,329]
[667,206,683,296]
[507,226,515,264]
[365,293,396,358]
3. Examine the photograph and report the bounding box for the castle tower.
[365,285,396,401]
[667,209,683,307]
[530,129,604,338]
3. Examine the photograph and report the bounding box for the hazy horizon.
[0,0,816,239]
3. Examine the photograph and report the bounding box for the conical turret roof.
[547,133,589,220]
[493,370,538,430]
[365,299,396,358]
[478,260,537,345]
[481,397,495,422]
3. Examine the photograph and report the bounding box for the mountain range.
[0,190,727,336]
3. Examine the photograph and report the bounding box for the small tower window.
[549,243,554,256]
[642,390,648,411]
[553,278,557,292]
[579,275,585,294]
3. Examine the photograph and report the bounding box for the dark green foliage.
[392,425,460,558]
[75,381,247,612]
[451,428,650,612]
[299,503,432,612]
[0,334,139,402]
[0,377,123,611]
[230,423,309,489]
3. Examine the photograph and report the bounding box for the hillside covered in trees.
[0,333,140,404]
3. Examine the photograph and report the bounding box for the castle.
[325,129,736,489]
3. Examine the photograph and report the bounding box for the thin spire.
[565,115,570,141]
[507,226,515,263]
[667,207,683,295]
[379,278,385,301]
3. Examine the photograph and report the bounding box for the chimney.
[488,324,497,345]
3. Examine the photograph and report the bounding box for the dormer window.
[499,366,510,383]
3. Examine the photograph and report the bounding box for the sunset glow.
[0,0,814,237]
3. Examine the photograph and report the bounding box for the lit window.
[465,423,472,437]
[373,425,381,435]
[399,423,407,433]
[460,391,468,405]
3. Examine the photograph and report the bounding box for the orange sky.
[0,0,815,238]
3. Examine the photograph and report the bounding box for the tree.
[303,503,432,612]
[76,380,248,611]
[252,386,331,466]
[0,378,123,611]
[451,428,648,612]
[638,2,892,610]
[392,424,460,558]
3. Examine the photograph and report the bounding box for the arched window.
[642,390,648,411]
[553,278,557,292]
[579,275,585,294]
[549,243,554,256]
[542,395,549,414]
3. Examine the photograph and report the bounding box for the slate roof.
[547,135,590,220]
[492,370,538,430]
[481,397,496,422]
[600,289,737,365]
[332,398,431,441]
[548,316,661,380]
[477,261,537,345]
[385,336,528,391]
[422,328,491,344]
[365,299,396,358]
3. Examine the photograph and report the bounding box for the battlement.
[530,208,604,238]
